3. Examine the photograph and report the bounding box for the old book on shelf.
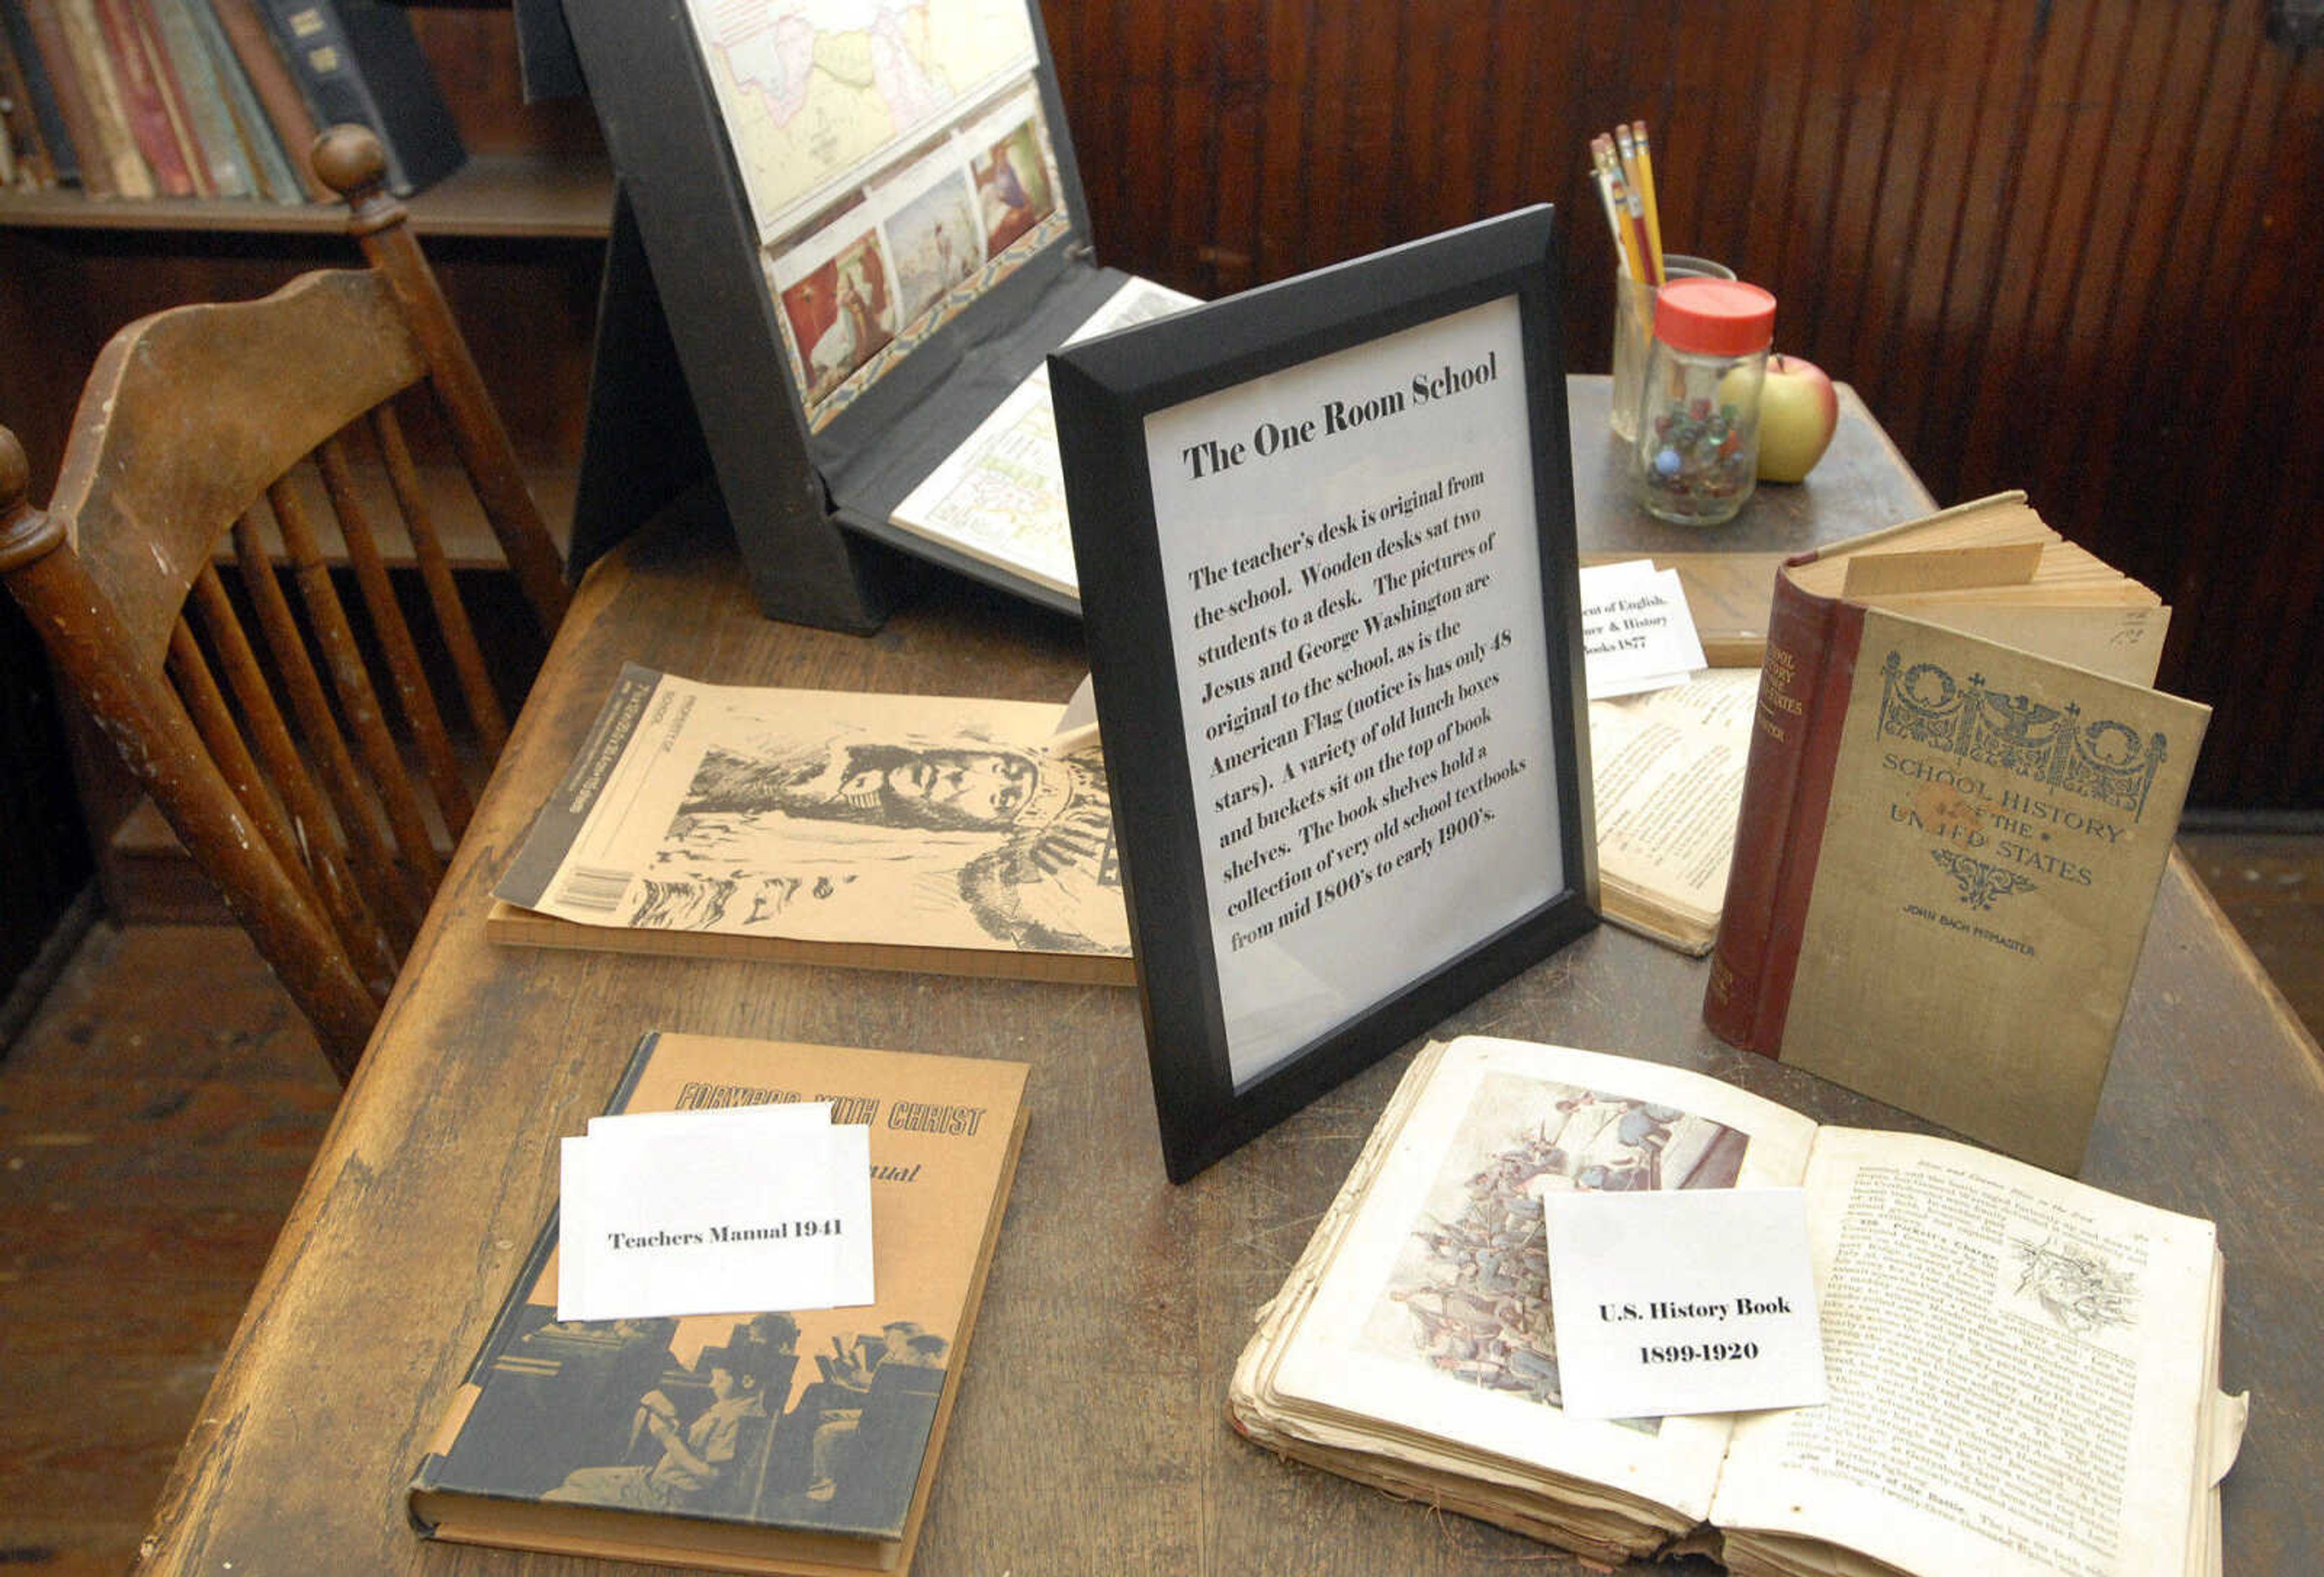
[1702,493,2205,1173]
[177,0,304,203]
[19,0,111,193]
[1230,1035,2248,1577]
[206,0,328,198]
[44,0,153,196]
[1589,667,1759,956]
[88,0,195,193]
[410,1031,1030,1575]
[137,0,259,198]
[0,2,74,187]
[490,664,1134,985]
[254,0,461,196]
[0,16,57,188]
[126,0,228,194]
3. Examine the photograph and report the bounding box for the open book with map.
[1230,1036,2247,1576]
[886,274,1197,600]
[491,666,1133,985]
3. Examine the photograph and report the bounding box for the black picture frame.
[1051,207,1599,1183]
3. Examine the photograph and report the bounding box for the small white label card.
[557,1102,875,1322]
[585,1101,877,1313]
[1541,1186,1827,1420]
[1578,559,1707,700]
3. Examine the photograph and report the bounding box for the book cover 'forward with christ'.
[410,1034,1029,1575]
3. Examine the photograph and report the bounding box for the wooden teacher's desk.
[140,381,2319,1573]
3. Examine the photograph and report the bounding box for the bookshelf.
[0,10,607,536]
[0,149,612,238]
[0,7,607,919]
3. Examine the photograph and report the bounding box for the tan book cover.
[1766,612,2204,1170]
[410,1032,1031,1575]
[1705,496,2206,1173]
[492,664,1133,985]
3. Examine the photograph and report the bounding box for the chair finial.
[0,426,26,510]
[312,124,390,205]
[0,424,65,575]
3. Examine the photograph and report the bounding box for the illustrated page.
[1267,1037,1819,1523]
[496,667,1129,960]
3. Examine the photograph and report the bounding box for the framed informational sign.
[1051,208,1598,1182]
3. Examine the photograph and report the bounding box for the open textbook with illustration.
[1230,1036,2247,1576]
[492,667,1132,985]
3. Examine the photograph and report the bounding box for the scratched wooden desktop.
[139,380,2319,1573]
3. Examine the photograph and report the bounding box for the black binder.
[559,0,1126,632]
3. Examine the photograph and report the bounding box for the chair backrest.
[0,126,568,1080]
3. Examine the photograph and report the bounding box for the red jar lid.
[1653,278,1776,357]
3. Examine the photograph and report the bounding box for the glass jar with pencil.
[1592,121,1742,445]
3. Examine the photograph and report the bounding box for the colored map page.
[687,0,1040,241]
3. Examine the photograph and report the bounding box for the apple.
[1755,353,1839,483]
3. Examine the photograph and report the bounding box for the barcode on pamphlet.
[557,866,632,914]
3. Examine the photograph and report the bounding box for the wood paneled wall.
[1046,0,2324,808]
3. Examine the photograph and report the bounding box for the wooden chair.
[0,126,569,1080]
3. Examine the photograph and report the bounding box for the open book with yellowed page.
[1589,669,1760,955]
[1230,1036,2247,1576]
[1781,490,2169,686]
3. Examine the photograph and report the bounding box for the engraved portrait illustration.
[623,715,1127,957]
[2007,1234,2138,1335]
[1361,1073,1747,1425]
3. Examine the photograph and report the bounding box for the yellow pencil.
[1592,134,1647,284]
[1630,120,1667,285]
[1613,123,1660,286]
[1608,128,1658,288]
